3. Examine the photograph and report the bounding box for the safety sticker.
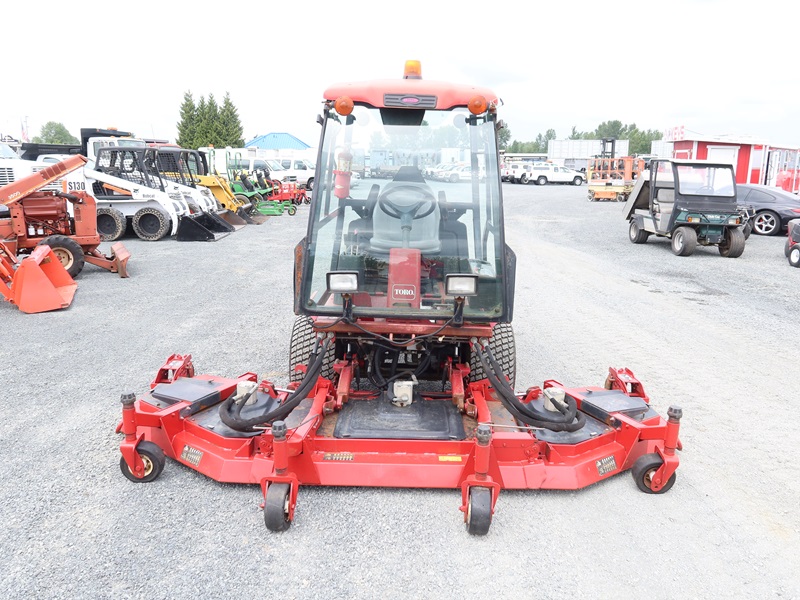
[438,456,463,462]
[596,455,617,476]
[323,452,354,461]
[180,445,203,467]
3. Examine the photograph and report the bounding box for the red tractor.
[0,155,130,279]
[117,61,681,535]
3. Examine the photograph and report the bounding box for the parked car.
[528,163,585,186]
[442,165,485,182]
[736,183,800,235]
[430,163,460,181]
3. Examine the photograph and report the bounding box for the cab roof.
[323,78,500,111]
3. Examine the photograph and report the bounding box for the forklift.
[117,61,682,535]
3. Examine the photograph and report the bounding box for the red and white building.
[664,126,800,194]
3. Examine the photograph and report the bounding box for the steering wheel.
[377,185,437,221]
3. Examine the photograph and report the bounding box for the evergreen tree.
[176,92,197,148]
[218,93,244,147]
[177,90,245,148]
[31,122,78,144]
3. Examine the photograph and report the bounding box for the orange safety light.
[468,95,488,115]
[403,60,422,79]
[334,96,354,116]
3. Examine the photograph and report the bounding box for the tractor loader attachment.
[84,242,131,277]
[116,60,681,536]
[0,242,77,313]
[175,211,235,242]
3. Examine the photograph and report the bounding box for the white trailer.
[548,139,631,171]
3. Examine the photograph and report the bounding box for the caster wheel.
[119,441,166,483]
[264,483,292,532]
[465,487,492,535]
[631,453,676,494]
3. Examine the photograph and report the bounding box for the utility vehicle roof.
[323,78,500,110]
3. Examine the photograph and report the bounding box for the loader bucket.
[176,213,235,242]
[4,245,77,314]
[219,209,248,230]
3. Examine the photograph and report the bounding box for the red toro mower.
[117,61,681,535]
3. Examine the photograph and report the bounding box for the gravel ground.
[1,183,798,599]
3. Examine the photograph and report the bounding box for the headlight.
[445,274,478,297]
[327,272,359,293]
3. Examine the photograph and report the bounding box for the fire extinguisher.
[334,148,353,199]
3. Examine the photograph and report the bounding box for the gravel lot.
[1,182,798,599]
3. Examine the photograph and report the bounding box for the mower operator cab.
[295,66,515,324]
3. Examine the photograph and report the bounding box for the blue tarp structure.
[246,133,310,150]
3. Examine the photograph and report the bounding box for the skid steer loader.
[83,147,231,242]
[117,61,682,536]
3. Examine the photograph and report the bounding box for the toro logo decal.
[392,284,417,300]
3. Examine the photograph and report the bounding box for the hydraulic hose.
[475,342,585,432]
[219,336,333,432]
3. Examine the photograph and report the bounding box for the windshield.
[676,164,735,196]
[301,104,506,321]
[0,143,19,159]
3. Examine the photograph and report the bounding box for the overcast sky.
[2,0,797,149]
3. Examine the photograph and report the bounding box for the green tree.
[178,91,245,148]
[31,122,78,144]
[498,124,511,150]
[218,93,244,147]
[176,91,197,148]
[510,122,663,156]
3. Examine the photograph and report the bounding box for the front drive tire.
[289,316,335,383]
[572,176,583,186]
[37,235,85,277]
[671,226,697,256]
[469,322,516,387]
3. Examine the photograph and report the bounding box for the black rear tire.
[38,235,85,277]
[718,227,746,258]
[132,207,171,241]
[96,207,127,241]
[536,176,547,186]
[629,220,649,244]
[289,316,335,383]
[469,322,516,387]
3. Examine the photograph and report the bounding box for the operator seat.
[370,167,441,254]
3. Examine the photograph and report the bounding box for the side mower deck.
[118,354,681,534]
